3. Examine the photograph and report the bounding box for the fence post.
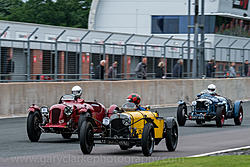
[144,35,153,77]
[79,31,91,80]
[163,36,174,78]
[27,28,39,81]
[124,34,135,79]
[0,26,10,80]
[54,30,66,81]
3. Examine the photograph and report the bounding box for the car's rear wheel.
[119,145,130,150]
[177,104,187,126]
[196,120,203,125]
[61,133,72,139]
[141,123,154,156]
[216,106,225,128]
[79,121,94,154]
[234,103,243,125]
[27,111,42,142]
[78,112,91,138]
[165,120,178,151]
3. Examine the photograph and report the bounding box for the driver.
[72,85,83,101]
[207,84,217,96]
[127,93,146,111]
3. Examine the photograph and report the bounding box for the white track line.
[188,146,250,157]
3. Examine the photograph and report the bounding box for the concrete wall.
[0,78,250,115]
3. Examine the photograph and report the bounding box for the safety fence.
[0,25,250,82]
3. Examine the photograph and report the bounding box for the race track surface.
[0,102,250,167]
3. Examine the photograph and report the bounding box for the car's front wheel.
[78,112,91,138]
[165,120,178,151]
[27,111,42,142]
[141,123,154,156]
[79,121,94,154]
[177,104,187,126]
[234,103,243,125]
[216,106,225,128]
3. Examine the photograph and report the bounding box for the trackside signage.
[233,0,249,10]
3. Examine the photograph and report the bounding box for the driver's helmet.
[72,85,82,98]
[207,84,216,95]
[127,93,141,105]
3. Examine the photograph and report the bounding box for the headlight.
[122,118,131,126]
[204,102,209,106]
[41,106,49,117]
[102,117,110,126]
[64,106,73,116]
[192,101,197,106]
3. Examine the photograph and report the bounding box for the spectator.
[206,59,216,78]
[248,65,250,76]
[95,60,105,80]
[244,60,248,76]
[229,62,236,78]
[173,59,183,78]
[108,61,118,79]
[90,63,95,79]
[156,61,164,78]
[135,57,147,79]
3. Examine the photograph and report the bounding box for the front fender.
[78,104,94,114]
[107,104,119,117]
[28,104,40,112]
[177,100,186,105]
[234,101,242,118]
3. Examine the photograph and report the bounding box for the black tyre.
[216,106,225,128]
[61,133,72,139]
[119,145,130,150]
[141,123,154,156]
[165,120,178,151]
[79,121,94,154]
[234,103,243,125]
[196,120,202,125]
[177,104,187,126]
[78,112,91,138]
[27,111,42,142]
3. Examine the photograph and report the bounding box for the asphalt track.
[0,102,250,167]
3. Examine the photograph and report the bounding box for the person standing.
[89,63,95,79]
[156,61,164,78]
[108,61,118,79]
[206,59,216,78]
[135,57,147,79]
[244,60,248,77]
[229,62,236,78]
[95,60,105,80]
[173,59,183,78]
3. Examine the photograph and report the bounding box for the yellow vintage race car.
[79,102,178,156]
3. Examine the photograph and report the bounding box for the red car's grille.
[51,109,61,124]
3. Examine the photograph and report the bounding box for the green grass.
[127,155,250,167]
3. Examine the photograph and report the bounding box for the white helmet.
[207,84,216,94]
[72,86,82,98]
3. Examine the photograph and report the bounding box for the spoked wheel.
[78,112,91,139]
[79,121,94,154]
[61,133,72,139]
[216,106,225,128]
[141,123,155,156]
[165,120,178,151]
[234,104,243,125]
[27,111,42,142]
[177,104,187,126]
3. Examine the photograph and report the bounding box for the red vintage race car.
[26,94,106,142]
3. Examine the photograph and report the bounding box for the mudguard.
[107,104,119,117]
[78,104,94,114]
[28,104,40,112]
[234,101,242,118]
[166,117,177,129]
[177,100,186,105]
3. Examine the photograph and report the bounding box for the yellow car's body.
[79,102,178,156]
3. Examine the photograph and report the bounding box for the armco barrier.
[0,78,249,116]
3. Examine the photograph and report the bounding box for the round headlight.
[102,117,110,126]
[122,118,131,126]
[192,101,197,106]
[41,106,49,117]
[64,106,73,116]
